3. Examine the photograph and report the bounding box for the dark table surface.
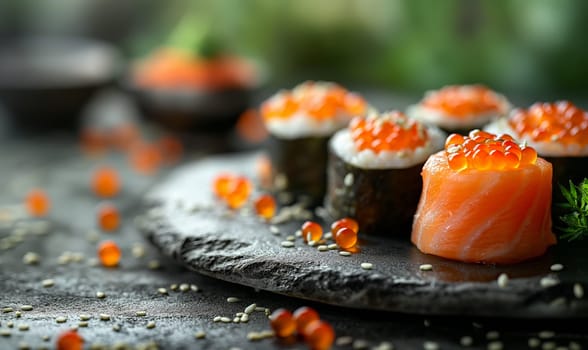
[0,92,587,350]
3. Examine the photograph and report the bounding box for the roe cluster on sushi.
[412,130,556,264]
[260,81,367,204]
[326,111,445,234]
[485,101,588,222]
[407,85,511,134]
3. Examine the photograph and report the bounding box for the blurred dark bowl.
[0,37,120,130]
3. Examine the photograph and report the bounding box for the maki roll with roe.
[407,85,511,134]
[412,130,556,264]
[326,111,445,234]
[261,81,367,204]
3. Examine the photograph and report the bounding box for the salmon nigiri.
[411,130,556,264]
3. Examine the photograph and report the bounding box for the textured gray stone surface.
[140,152,588,318]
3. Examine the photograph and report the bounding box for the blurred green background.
[1,0,587,98]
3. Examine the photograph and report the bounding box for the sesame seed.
[18,342,29,350]
[543,342,556,350]
[112,324,120,332]
[307,239,317,246]
[179,283,190,292]
[550,263,564,272]
[78,321,88,327]
[148,260,160,270]
[22,252,40,265]
[42,335,50,341]
[336,336,354,346]
[15,311,21,318]
[486,331,500,340]
[573,283,584,299]
[361,262,373,270]
[540,276,559,288]
[2,307,13,313]
[324,232,333,240]
[194,331,206,339]
[227,297,240,303]
[569,341,582,350]
[353,339,369,349]
[247,332,262,341]
[213,316,221,322]
[487,341,503,350]
[254,306,266,312]
[244,303,257,314]
[96,291,106,299]
[423,319,430,327]
[295,230,302,237]
[344,173,354,187]
[20,305,33,311]
[281,241,294,248]
[18,324,29,331]
[190,284,199,292]
[42,279,54,288]
[136,311,147,316]
[423,341,439,350]
[374,342,394,350]
[472,322,483,328]
[497,273,509,288]
[328,243,338,250]
[80,314,90,321]
[460,336,473,347]
[550,297,566,307]
[0,329,10,337]
[146,321,156,329]
[55,316,67,323]
[286,235,296,241]
[419,264,433,271]
[269,226,280,234]
[339,251,351,256]
[157,288,168,295]
[220,317,232,323]
[539,331,555,339]
[240,314,249,323]
[170,284,178,291]
[99,314,110,321]
[317,245,329,252]
[233,317,240,323]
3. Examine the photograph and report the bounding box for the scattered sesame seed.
[227,297,240,303]
[486,331,500,340]
[96,291,106,299]
[550,263,564,272]
[573,283,584,299]
[244,304,257,314]
[136,311,147,317]
[460,336,473,347]
[0,329,10,337]
[550,297,566,307]
[540,276,559,288]
[170,284,178,291]
[4,307,15,313]
[148,260,161,270]
[487,341,503,350]
[213,316,221,322]
[15,311,21,318]
[317,245,329,252]
[286,235,296,241]
[324,232,333,240]
[569,341,582,350]
[472,322,483,328]
[419,264,433,271]
[131,244,145,258]
[7,321,14,328]
[22,252,40,265]
[18,342,29,350]
[254,306,266,312]
[99,314,110,321]
[269,226,280,234]
[78,321,88,327]
[423,341,439,350]
[543,342,556,350]
[497,273,509,288]
[190,284,199,292]
[157,288,168,295]
[179,283,190,292]
[344,173,354,187]
[146,321,156,329]
[18,324,29,331]
[194,331,206,339]
[233,317,240,323]
[336,336,354,346]
[539,331,555,339]
[79,314,90,321]
[281,241,294,248]
[307,240,317,247]
[42,279,54,288]
[20,305,33,311]
[55,316,67,323]
[112,324,120,332]
[339,251,351,256]
[240,314,249,323]
[42,335,50,341]
[423,319,430,327]
[220,317,232,323]
[328,243,338,250]
[361,262,373,270]
[353,339,369,349]
[247,332,262,341]
[295,230,302,237]
[374,342,394,350]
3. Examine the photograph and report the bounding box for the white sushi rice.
[331,123,446,169]
[485,117,588,157]
[406,88,511,130]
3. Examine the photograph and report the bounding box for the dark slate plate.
[138,152,588,318]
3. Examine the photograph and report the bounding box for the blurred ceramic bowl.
[0,36,120,130]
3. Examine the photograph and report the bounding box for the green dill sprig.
[558,178,588,241]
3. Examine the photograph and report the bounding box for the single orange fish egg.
[97,240,121,267]
[26,189,50,217]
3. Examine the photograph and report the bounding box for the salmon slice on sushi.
[326,111,445,235]
[407,85,511,134]
[261,81,368,205]
[412,130,556,264]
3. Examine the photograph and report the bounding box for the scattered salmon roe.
[293,307,320,334]
[97,240,121,267]
[158,135,183,165]
[92,166,121,198]
[330,217,359,235]
[236,109,269,143]
[302,221,323,243]
[349,112,429,154]
[445,130,537,171]
[97,203,120,232]
[212,173,253,209]
[129,143,162,175]
[303,320,335,350]
[261,81,367,121]
[422,85,508,117]
[56,330,84,350]
[254,194,277,220]
[80,127,110,156]
[508,101,588,145]
[269,308,297,338]
[213,173,234,199]
[335,227,358,249]
[110,123,141,151]
[25,189,50,217]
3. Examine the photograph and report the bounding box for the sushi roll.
[260,81,367,204]
[325,111,445,234]
[407,85,511,134]
[485,101,588,222]
[412,130,556,264]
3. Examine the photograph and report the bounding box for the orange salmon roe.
[56,330,84,350]
[445,130,537,171]
[212,173,253,209]
[293,307,320,334]
[80,128,110,156]
[254,194,277,220]
[92,166,120,198]
[269,308,297,338]
[261,81,367,121]
[97,240,121,267]
[97,203,120,232]
[330,217,359,235]
[110,123,141,151]
[129,143,162,175]
[422,85,508,117]
[349,112,428,154]
[25,189,50,217]
[303,320,335,350]
[302,221,323,243]
[508,101,588,146]
[213,173,234,199]
[335,227,357,249]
